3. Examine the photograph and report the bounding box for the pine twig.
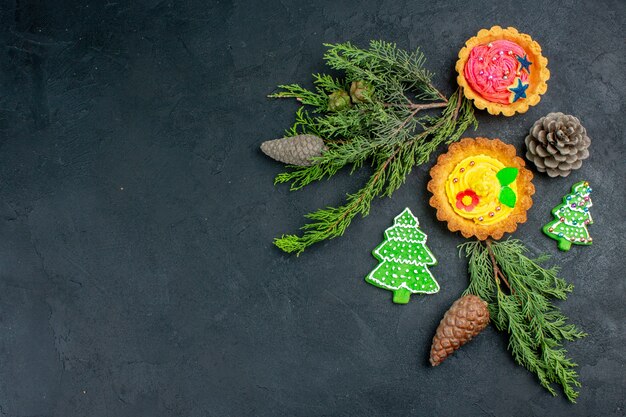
[270,40,477,254]
[485,239,513,293]
[384,101,448,110]
[275,92,475,254]
[461,239,586,402]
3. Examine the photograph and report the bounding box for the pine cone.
[525,112,591,178]
[260,134,327,166]
[429,294,490,366]
[349,80,374,103]
[328,90,352,112]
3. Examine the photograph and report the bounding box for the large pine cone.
[260,135,327,166]
[525,112,591,177]
[429,294,490,366]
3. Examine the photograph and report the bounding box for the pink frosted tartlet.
[456,26,549,116]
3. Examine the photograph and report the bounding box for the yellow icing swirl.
[445,155,517,225]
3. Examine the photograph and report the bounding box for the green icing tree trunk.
[392,288,412,304]
[557,238,572,251]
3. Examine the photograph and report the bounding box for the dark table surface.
[1,0,625,416]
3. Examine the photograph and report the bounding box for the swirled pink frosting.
[464,40,529,104]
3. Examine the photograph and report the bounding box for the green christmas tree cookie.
[543,181,593,251]
[365,208,440,304]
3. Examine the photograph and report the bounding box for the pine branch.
[275,92,475,254]
[323,40,442,100]
[461,239,586,402]
[269,41,477,254]
[274,150,391,254]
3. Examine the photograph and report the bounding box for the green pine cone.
[349,80,374,103]
[327,90,352,112]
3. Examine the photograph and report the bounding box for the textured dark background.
[0,0,624,415]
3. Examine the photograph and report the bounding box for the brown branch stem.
[485,239,514,293]
[433,86,449,103]
[384,101,449,111]
[391,107,421,136]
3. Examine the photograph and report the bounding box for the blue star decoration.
[517,54,532,73]
[508,78,529,102]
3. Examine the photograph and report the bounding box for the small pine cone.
[429,294,490,366]
[525,112,591,178]
[328,90,352,112]
[260,134,327,166]
[349,80,374,103]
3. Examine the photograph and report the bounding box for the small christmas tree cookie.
[365,208,440,304]
[543,181,593,251]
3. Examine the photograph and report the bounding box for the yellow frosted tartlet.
[427,137,535,240]
[456,26,549,116]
